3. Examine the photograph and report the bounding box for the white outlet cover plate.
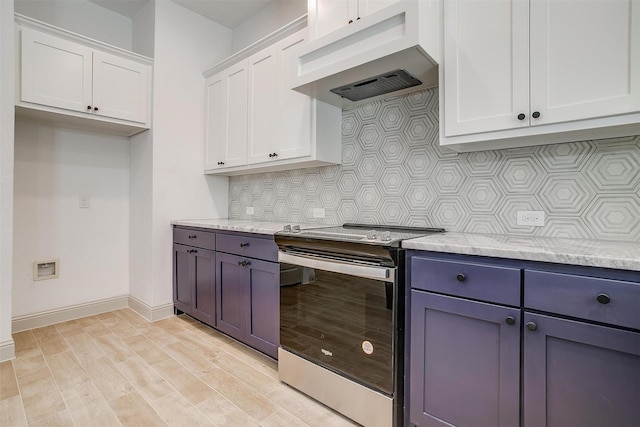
[516,210,545,227]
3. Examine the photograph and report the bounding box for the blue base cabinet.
[217,252,280,358]
[410,291,520,427]
[173,226,280,359]
[408,251,640,427]
[524,312,640,427]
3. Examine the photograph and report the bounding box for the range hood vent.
[290,1,440,107]
[330,69,422,102]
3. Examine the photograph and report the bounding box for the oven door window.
[280,265,395,395]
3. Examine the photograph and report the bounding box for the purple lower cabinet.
[174,243,215,326]
[524,312,640,427]
[192,248,216,326]
[410,291,520,427]
[245,259,280,359]
[216,251,280,359]
[216,252,246,341]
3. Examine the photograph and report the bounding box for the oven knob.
[292,225,301,233]
[366,230,377,240]
[283,224,292,232]
[381,231,391,241]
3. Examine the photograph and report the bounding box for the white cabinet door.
[310,0,398,39]
[247,47,277,164]
[443,0,529,137]
[275,30,312,160]
[204,61,248,170]
[92,51,150,124]
[530,0,640,126]
[20,27,93,114]
[310,0,353,40]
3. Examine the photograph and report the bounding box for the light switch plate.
[79,195,90,208]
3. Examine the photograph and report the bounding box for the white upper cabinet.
[16,16,152,136]
[204,61,249,170]
[247,31,312,164]
[441,0,640,151]
[443,0,529,136]
[308,0,399,40]
[203,23,341,176]
[529,0,640,125]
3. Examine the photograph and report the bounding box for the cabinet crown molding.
[203,14,307,78]
[14,13,153,65]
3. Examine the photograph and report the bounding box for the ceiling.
[87,0,279,28]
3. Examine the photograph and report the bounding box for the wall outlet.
[246,206,254,215]
[517,210,545,227]
[312,208,325,218]
[79,195,90,208]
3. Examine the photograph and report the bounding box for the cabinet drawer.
[411,257,521,306]
[525,270,640,330]
[173,227,216,250]
[216,233,278,261]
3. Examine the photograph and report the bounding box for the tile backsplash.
[229,88,640,242]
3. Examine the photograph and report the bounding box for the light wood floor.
[0,309,358,426]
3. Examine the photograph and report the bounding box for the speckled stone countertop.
[402,232,640,271]
[170,219,317,236]
[171,220,640,271]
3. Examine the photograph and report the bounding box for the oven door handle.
[279,251,395,283]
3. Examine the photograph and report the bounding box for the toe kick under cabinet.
[408,251,640,427]
[173,226,280,359]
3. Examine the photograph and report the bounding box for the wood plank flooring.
[0,309,358,426]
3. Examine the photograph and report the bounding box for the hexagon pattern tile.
[229,88,640,242]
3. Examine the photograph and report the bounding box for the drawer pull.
[188,235,197,239]
[596,293,611,304]
[456,273,466,282]
[240,243,250,248]
[237,261,251,267]
[526,322,538,332]
[188,249,198,254]
[505,316,516,326]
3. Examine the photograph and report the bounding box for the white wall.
[0,0,15,361]
[14,0,133,51]
[232,0,307,52]
[128,0,231,312]
[13,122,130,316]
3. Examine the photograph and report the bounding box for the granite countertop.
[172,219,640,271]
[171,219,320,235]
[402,232,640,272]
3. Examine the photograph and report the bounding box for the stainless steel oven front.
[278,250,405,427]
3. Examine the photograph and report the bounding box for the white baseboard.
[127,296,174,322]
[0,339,15,363]
[11,295,129,333]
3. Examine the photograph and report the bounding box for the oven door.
[279,251,398,396]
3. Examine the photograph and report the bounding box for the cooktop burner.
[276,223,445,247]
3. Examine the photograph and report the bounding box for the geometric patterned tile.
[357,123,382,151]
[460,178,505,214]
[537,174,596,215]
[379,101,409,133]
[430,161,467,194]
[498,157,546,194]
[534,140,594,172]
[584,195,640,240]
[539,217,597,240]
[583,144,640,191]
[460,150,504,176]
[464,216,508,235]
[229,87,640,242]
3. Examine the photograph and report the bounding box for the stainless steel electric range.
[274,223,445,427]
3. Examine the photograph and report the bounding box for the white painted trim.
[128,295,174,322]
[11,295,129,332]
[0,340,15,363]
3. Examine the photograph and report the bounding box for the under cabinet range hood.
[290,1,441,107]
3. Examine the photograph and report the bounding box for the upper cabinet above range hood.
[290,1,441,108]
